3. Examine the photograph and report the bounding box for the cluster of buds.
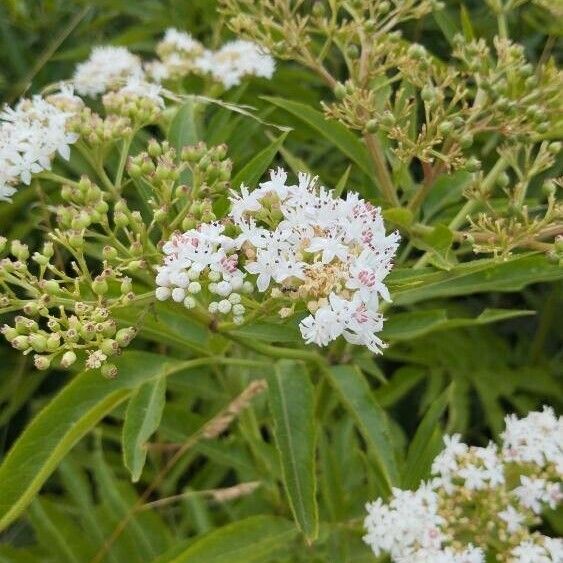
[57,176,109,230]
[128,140,231,236]
[0,227,145,375]
[364,407,563,562]
[69,106,132,147]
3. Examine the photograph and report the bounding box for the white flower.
[0,95,78,201]
[159,28,203,55]
[514,476,549,514]
[73,46,144,96]
[499,505,525,533]
[502,406,563,471]
[510,537,563,563]
[195,39,275,88]
[117,77,165,107]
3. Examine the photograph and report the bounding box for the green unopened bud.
[408,43,427,60]
[92,276,109,296]
[46,334,61,352]
[346,44,360,59]
[114,211,129,228]
[147,139,162,158]
[43,279,60,295]
[60,351,77,368]
[496,172,510,188]
[23,301,40,316]
[438,121,454,136]
[334,82,347,100]
[29,333,47,353]
[312,1,325,16]
[380,111,395,127]
[12,335,29,350]
[34,355,51,371]
[548,142,561,155]
[103,246,119,261]
[366,119,379,133]
[100,339,119,356]
[153,207,168,224]
[127,260,145,272]
[11,240,29,261]
[421,85,437,103]
[542,180,556,197]
[69,231,84,249]
[459,132,474,149]
[101,363,118,379]
[465,157,481,173]
[116,327,137,347]
[1,325,18,341]
[31,252,49,267]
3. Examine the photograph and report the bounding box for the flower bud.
[366,119,379,133]
[334,82,347,100]
[465,157,481,172]
[438,121,454,136]
[459,132,474,149]
[100,339,119,356]
[60,351,77,368]
[29,333,47,353]
[34,355,51,371]
[116,327,137,347]
[548,142,561,155]
[1,325,18,341]
[12,335,29,350]
[42,279,60,295]
[101,363,118,379]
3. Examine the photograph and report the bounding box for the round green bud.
[147,139,162,158]
[34,355,51,371]
[116,327,137,347]
[29,333,47,353]
[312,1,325,16]
[12,335,29,350]
[366,119,379,133]
[103,246,119,261]
[496,171,510,188]
[438,121,454,136]
[347,44,360,59]
[92,276,109,296]
[101,363,118,379]
[380,111,396,127]
[1,325,18,341]
[60,351,77,368]
[542,180,556,197]
[46,334,61,352]
[23,301,40,316]
[334,82,347,100]
[465,157,481,173]
[121,277,132,294]
[537,122,549,134]
[408,43,427,60]
[421,86,436,103]
[43,279,60,295]
[459,132,474,149]
[548,142,561,155]
[100,339,119,356]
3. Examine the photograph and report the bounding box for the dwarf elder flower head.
[72,46,144,96]
[364,407,562,562]
[0,95,79,201]
[156,167,400,353]
[195,39,275,88]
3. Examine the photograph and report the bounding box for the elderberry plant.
[0,2,561,562]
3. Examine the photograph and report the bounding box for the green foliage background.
[0,1,561,561]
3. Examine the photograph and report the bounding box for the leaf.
[433,7,459,45]
[402,388,450,489]
[423,171,471,221]
[0,352,181,532]
[388,253,563,306]
[156,515,297,563]
[123,374,167,482]
[263,96,373,178]
[334,164,352,197]
[231,320,301,343]
[232,131,289,188]
[326,365,399,494]
[382,308,535,341]
[413,224,456,270]
[383,207,414,229]
[268,360,318,541]
[460,4,475,40]
[169,98,199,151]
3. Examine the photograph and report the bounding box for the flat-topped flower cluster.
[0,94,79,201]
[156,168,400,352]
[364,407,563,562]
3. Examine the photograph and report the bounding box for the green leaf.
[382,308,535,341]
[389,253,563,305]
[383,207,414,229]
[157,515,297,563]
[232,131,289,188]
[326,365,399,494]
[460,4,475,40]
[433,7,459,45]
[334,165,352,197]
[414,224,456,271]
[123,374,167,482]
[402,387,450,489]
[169,98,199,151]
[268,360,318,540]
[231,320,301,343]
[0,352,181,532]
[263,96,373,178]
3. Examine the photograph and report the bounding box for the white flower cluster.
[147,28,275,88]
[363,407,563,563]
[72,46,144,96]
[156,168,399,352]
[0,95,79,201]
[196,40,276,88]
[364,484,484,562]
[502,406,563,472]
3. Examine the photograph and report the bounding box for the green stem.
[364,133,400,207]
